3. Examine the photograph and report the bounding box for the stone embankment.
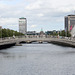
[0,39,16,50]
[49,38,75,48]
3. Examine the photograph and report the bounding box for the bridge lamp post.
[13,31,15,39]
[0,26,2,41]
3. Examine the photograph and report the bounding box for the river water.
[0,43,75,75]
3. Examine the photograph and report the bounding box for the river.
[0,43,75,75]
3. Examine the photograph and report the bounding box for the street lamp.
[0,26,2,41]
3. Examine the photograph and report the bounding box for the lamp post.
[0,26,2,41]
[13,31,15,39]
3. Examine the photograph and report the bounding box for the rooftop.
[68,14,75,16]
[19,17,26,19]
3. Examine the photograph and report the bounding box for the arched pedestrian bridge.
[0,37,75,49]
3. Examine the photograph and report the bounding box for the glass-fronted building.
[65,15,75,37]
[19,17,27,34]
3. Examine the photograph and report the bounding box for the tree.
[59,30,71,37]
[1,28,24,38]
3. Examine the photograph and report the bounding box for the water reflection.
[0,44,75,75]
[0,51,27,59]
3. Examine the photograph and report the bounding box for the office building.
[19,17,27,34]
[65,15,75,37]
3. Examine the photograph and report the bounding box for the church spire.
[41,28,43,31]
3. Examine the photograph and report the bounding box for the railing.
[0,35,75,42]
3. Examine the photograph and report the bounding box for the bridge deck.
[0,37,75,48]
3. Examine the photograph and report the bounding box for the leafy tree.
[0,28,24,38]
[59,30,71,37]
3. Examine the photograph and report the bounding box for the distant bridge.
[0,37,75,49]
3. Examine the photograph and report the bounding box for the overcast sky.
[0,0,75,32]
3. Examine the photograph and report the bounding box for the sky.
[0,0,75,32]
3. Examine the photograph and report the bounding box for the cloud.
[25,1,42,10]
[0,18,18,25]
[31,25,37,28]
[0,18,18,30]
[0,0,75,31]
[37,13,44,17]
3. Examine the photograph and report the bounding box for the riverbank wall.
[0,43,16,50]
[49,40,75,48]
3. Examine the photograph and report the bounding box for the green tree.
[1,28,24,38]
[59,30,71,37]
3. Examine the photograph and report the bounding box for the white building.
[19,17,27,34]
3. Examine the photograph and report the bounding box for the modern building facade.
[65,15,75,37]
[27,31,36,35]
[19,17,27,34]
